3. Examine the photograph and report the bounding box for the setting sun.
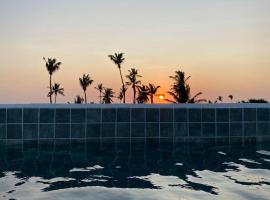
[159,95,165,100]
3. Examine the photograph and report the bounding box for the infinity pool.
[0,141,270,200]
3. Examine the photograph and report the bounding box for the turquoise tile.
[216,138,229,146]
[230,123,243,136]
[131,123,145,138]
[39,124,54,139]
[244,123,256,137]
[23,109,38,123]
[230,137,243,145]
[244,109,256,122]
[0,109,6,123]
[146,108,159,122]
[131,108,145,122]
[230,109,243,122]
[189,123,202,136]
[146,123,159,137]
[117,109,130,122]
[86,123,101,138]
[23,124,38,139]
[71,109,86,123]
[7,124,22,139]
[216,109,229,122]
[117,123,130,137]
[160,123,173,137]
[160,109,173,122]
[189,109,201,122]
[87,109,101,123]
[71,124,86,138]
[56,109,70,123]
[257,109,269,122]
[244,137,256,145]
[102,109,116,122]
[7,109,22,123]
[40,109,55,123]
[55,124,70,138]
[216,123,229,137]
[202,123,216,137]
[0,124,6,139]
[174,123,188,137]
[257,123,269,136]
[174,109,187,122]
[101,123,115,137]
[202,109,215,122]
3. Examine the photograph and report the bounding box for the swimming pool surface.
[0,141,270,200]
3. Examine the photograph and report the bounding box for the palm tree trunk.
[133,86,136,104]
[151,95,153,104]
[49,75,52,104]
[84,91,87,104]
[55,94,57,104]
[99,91,102,104]
[118,66,125,104]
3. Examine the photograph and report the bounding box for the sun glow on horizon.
[159,95,165,100]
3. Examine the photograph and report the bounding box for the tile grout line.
[38,108,40,142]
[85,107,87,140]
[130,108,132,143]
[5,108,7,140]
[69,108,71,140]
[100,108,102,143]
[115,108,117,144]
[22,108,24,141]
[54,108,56,140]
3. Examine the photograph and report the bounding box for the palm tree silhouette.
[43,57,61,104]
[137,85,150,104]
[117,86,127,103]
[108,52,126,103]
[126,68,142,104]
[95,84,104,104]
[148,83,160,104]
[79,74,94,104]
[228,95,233,102]
[102,88,115,104]
[74,95,84,104]
[49,83,64,104]
[167,70,206,103]
[117,91,124,103]
[215,96,223,103]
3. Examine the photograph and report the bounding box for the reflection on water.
[0,141,270,200]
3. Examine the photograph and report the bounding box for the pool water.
[0,141,270,200]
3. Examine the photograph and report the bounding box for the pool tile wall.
[0,104,270,143]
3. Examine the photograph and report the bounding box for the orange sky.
[0,0,269,104]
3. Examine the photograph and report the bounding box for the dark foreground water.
[0,141,270,200]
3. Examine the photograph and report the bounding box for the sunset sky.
[0,0,269,104]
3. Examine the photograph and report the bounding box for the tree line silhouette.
[44,53,268,104]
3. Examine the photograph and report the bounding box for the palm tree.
[117,86,127,103]
[95,84,104,104]
[148,83,160,104]
[43,57,62,104]
[74,95,84,104]
[117,91,124,103]
[228,95,233,102]
[49,83,64,104]
[108,52,126,103]
[102,88,115,104]
[79,74,94,104]
[126,68,142,104]
[137,85,149,104]
[167,70,206,103]
[215,96,223,103]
